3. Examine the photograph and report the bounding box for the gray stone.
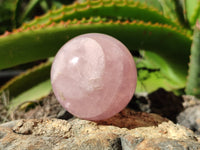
[133,138,200,150]
[177,105,200,134]
[0,120,19,128]
[120,135,144,150]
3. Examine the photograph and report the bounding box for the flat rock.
[0,109,200,150]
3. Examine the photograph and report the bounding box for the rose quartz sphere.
[51,33,137,120]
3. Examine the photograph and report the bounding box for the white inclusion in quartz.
[64,102,71,108]
[69,57,79,65]
[79,38,105,92]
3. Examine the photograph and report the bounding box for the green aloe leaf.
[20,0,41,23]
[13,0,22,27]
[134,0,178,22]
[158,0,179,22]
[21,0,180,30]
[173,0,190,28]
[0,60,52,111]
[185,0,200,27]
[133,0,162,11]
[186,21,200,97]
[8,79,51,111]
[0,17,191,73]
[0,0,16,34]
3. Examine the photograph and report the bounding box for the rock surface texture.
[0,109,200,150]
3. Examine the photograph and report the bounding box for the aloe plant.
[0,0,199,111]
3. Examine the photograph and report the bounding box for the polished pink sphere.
[51,33,137,120]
